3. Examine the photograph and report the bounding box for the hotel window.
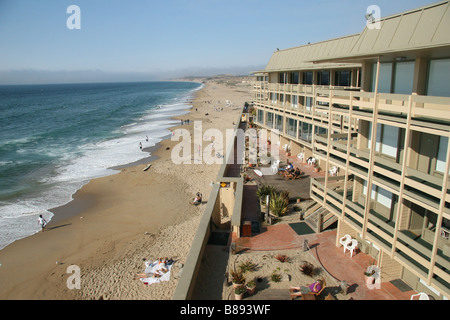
[314,126,328,136]
[305,97,313,111]
[335,70,351,87]
[299,122,312,143]
[275,115,283,132]
[303,72,313,85]
[270,92,277,104]
[368,123,399,159]
[427,58,450,97]
[257,110,264,124]
[279,73,288,84]
[436,136,449,174]
[279,94,285,106]
[363,180,393,209]
[286,118,297,137]
[266,112,274,128]
[371,63,392,93]
[317,71,330,86]
[290,72,299,85]
[292,95,298,108]
[393,61,414,94]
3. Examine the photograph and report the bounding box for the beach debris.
[281,273,291,282]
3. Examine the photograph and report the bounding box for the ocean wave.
[0,81,202,250]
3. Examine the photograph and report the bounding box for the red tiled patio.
[232,223,417,300]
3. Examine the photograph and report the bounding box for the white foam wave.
[0,86,200,251]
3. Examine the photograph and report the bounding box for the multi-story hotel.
[253,1,450,299]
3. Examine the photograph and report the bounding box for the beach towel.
[140,260,173,285]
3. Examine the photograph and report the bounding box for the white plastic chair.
[270,164,278,175]
[329,166,338,176]
[344,239,358,258]
[307,157,317,166]
[410,292,430,300]
[339,234,351,249]
[297,152,304,162]
[272,159,280,168]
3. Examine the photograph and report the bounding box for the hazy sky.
[0,0,438,84]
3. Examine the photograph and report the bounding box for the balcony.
[311,175,450,294]
[313,131,450,219]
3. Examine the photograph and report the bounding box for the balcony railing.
[311,175,450,293]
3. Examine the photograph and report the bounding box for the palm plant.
[269,193,289,217]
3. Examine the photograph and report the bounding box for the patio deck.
[233,227,417,300]
[234,149,417,300]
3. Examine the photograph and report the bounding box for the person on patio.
[289,278,324,298]
[278,161,293,174]
[286,167,302,179]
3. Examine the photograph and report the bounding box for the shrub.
[256,185,277,201]
[230,269,246,285]
[274,254,289,263]
[269,193,289,217]
[238,260,258,273]
[299,261,317,277]
[270,271,282,283]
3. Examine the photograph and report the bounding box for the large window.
[292,95,298,108]
[266,112,274,128]
[372,63,393,93]
[393,61,414,94]
[436,136,449,174]
[335,70,351,87]
[299,122,313,143]
[363,181,393,209]
[257,109,264,124]
[286,118,297,137]
[305,97,313,111]
[275,115,283,132]
[290,72,299,85]
[279,72,288,84]
[368,123,399,159]
[317,71,330,86]
[303,72,313,85]
[270,92,277,104]
[427,58,450,97]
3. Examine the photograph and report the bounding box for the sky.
[0,0,440,84]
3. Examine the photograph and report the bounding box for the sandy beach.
[0,77,252,300]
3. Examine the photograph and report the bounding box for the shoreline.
[0,78,252,299]
[48,142,163,227]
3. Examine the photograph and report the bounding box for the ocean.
[0,81,203,250]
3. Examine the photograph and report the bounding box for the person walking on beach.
[38,215,47,232]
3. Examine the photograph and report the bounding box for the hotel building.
[253,1,450,298]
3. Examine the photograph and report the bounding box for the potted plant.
[364,264,379,286]
[235,285,247,300]
[246,280,256,295]
[230,269,246,288]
